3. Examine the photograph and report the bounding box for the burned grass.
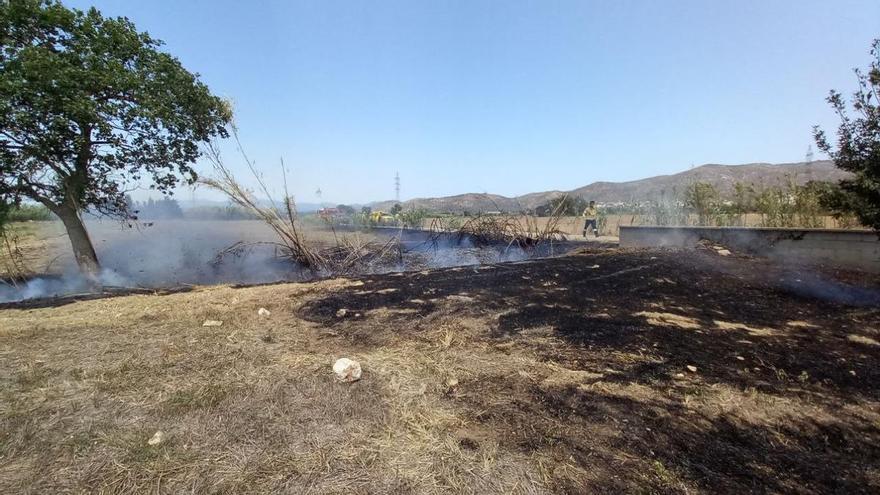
[1,249,879,493]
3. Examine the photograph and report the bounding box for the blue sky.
[67,0,880,204]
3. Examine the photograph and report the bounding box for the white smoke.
[0,220,567,303]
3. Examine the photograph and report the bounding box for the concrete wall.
[422,215,856,238]
[619,226,880,272]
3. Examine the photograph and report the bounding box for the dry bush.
[320,235,403,275]
[0,228,32,286]
[425,195,568,250]
[200,128,402,275]
[455,213,566,249]
[201,134,324,270]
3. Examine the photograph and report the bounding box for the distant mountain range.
[371,160,848,213]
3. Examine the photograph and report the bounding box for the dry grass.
[0,281,554,493]
[0,222,66,279]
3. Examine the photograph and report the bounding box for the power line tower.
[394,172,400,202]
[805,145,814,163]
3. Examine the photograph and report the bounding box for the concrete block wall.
[619,226,880,272]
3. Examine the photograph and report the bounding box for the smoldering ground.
[0,220,556,302]
[627,227,880,307]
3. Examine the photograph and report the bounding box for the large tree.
[0,0,230,276]
[813,38,880,231]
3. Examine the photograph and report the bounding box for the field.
[1,246,879,493]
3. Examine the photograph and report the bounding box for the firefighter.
[582,201,599,238]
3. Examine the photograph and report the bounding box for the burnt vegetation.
[298,248,880,493]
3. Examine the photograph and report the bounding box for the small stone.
[202,320,223,327]
[148,431,165,446]
[336,308,348,318]
[446,377,459,389]
[717,249,732,257]
[686,365,698,373]
[590,264,600,269]
[257,307,271,317]
[736,356,745,361]
[673,373,685,379]
[333,358,362,382]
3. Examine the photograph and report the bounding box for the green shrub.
[6,204,52,222]
[399,208,429,229]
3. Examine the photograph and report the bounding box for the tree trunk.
[54,205,101,279]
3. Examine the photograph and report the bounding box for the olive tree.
[683,182,719,226]
[813,38,880,231]
[0,1,230,276]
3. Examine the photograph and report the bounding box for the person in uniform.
[582,201,599,238]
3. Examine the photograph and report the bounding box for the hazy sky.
[67,0,880,204]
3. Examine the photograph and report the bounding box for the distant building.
[317,207,340,219]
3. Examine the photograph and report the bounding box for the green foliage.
[683,182,720,226]
[123,195,183,220]
[0,200,51,230]
[389,203,403,215]
[0,198,9,232]
[641,199,689,227]
[750,180,829,228]
[792,181,829,228]
[183,205,258,221]
[536,195,587,216]
[813,38,880,231]
[754,185,795,227]
[579,180,851,230]
[7,204,52,222]
[398,208,429,229]
[336,204,356,215]
[0,0,231,217]
[816,182,860,227]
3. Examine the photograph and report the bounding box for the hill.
[370,160,847,213]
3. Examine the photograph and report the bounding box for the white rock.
[148,431,165,446]
[202,320,223,327]
[686,365,698,373]
[717,249,732,257]
[336,308,348,318]
[257,307,271,317]
[333,358,362,382]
